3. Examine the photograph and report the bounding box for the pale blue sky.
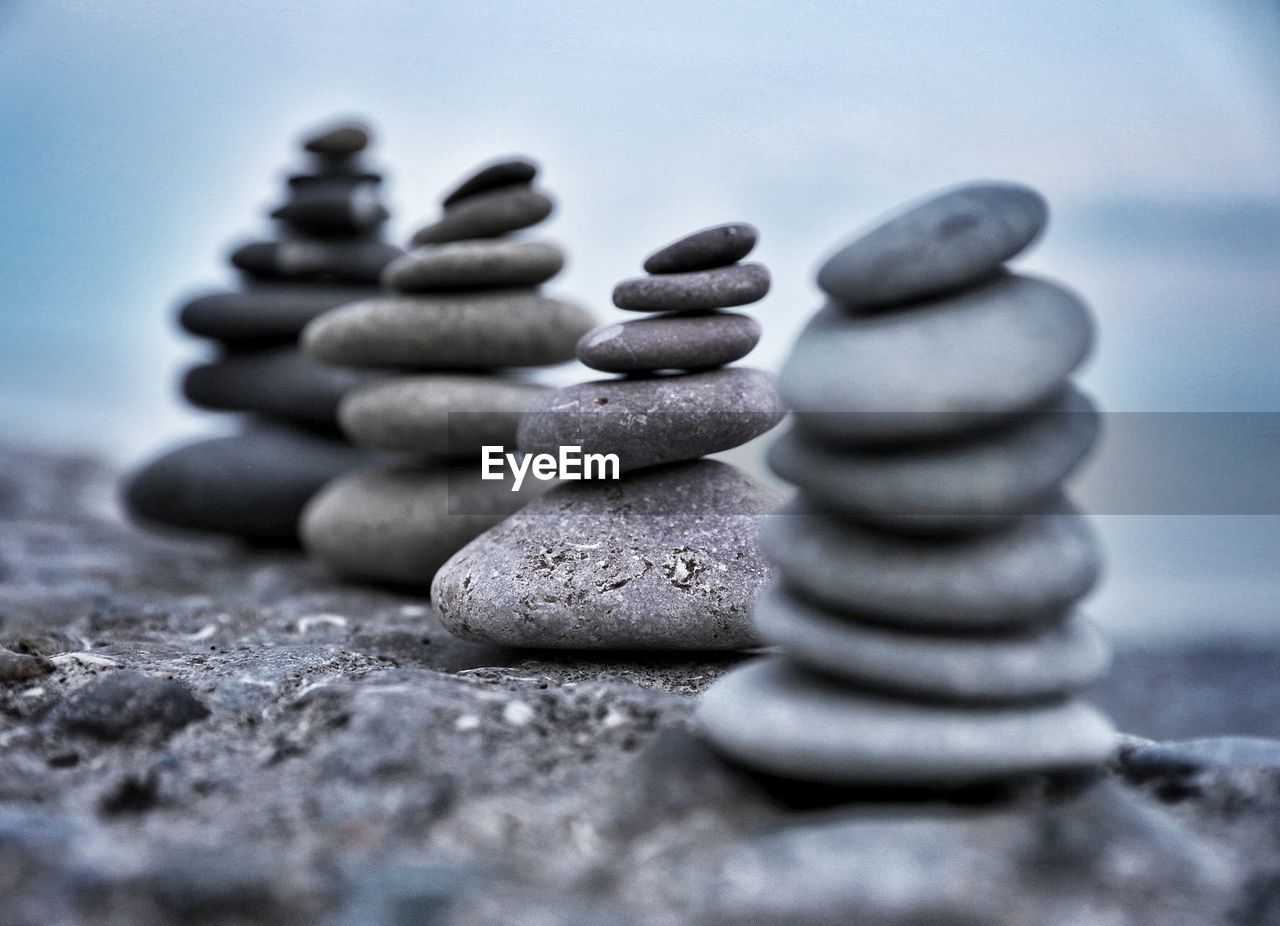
[1,1,1277,639]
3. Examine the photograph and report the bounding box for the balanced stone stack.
[431,223,785,649]
[698,184,1118,788]
[299,157,596,586]
[124,119,401,544]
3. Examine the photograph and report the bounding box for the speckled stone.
[817,182,1048,310]
[383,241,564,293]
[643,223,758,274]
[613,263,770,312]
[339,375,548,458]
[303,293,595,370]
[301,464,543,586]
[271,184,388,237]
[577,312,761,373]
[753,582,1110,703]
[230,239,402,283]
[411,187,553,246]
[182,348,380,426]
[760,498,1101,630]
[124,426,373,543]
[780,274,1094,443]
[302,119,371,155]
[432,460,782,650]
[442,157,538,207]
[178,284,382,346]
[518,367,784,472]
[697,658,1117,786]
[769,388,1099,532]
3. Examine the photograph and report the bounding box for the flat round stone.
[339,374,548,458]
[383,241,564,293]
[697,658,1117,786]
[613,263,770,312]
[124,426,373,544]
[182,348,379,427]
[411,187,553,246]
[817,182,1048,309]
[302,119,371,155]
[643,223,758,274]
[431,460,781,649]
[753,582,1110,703]
[230,239,403,283]
[769,388,1099,532]
[178,284,381,345]
[518,367,784,471]
[760,498,1101,630]
[303,293,595,370]
[441,157,538,207]
[780,274,1093,443]
[271,183,388,237]
[577,312,761,373]
[301,465,539,587]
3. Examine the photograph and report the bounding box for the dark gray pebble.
[577,311,761,373]
[441,157,538,207]
[411,187,553,246]
[613,263,770,312]
[643,223,758,274]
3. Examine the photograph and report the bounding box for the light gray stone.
[643,223,758,274]
[817,181,1048,309]
[383,240,564,292]
[753,581,1110,702]
[518,367,784,471]
[760,498,1101,630]
[769,387,1099,532]
[696,657,1117,786]
[613,263,770,312]
[781,274,1094,443]
[411,187,553,245]
[302,293,595,370]
[339,374,548,458]
[577,311,761,373]
[301,464,542,586]
[432,460,782,649]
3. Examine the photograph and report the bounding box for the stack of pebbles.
[125,119,401,544]
[431,223,785,650]
[698,183,1118,789]
[299,157,596,586]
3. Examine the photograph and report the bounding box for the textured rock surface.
[5,442,1280,926]
[577,311,761,373]
[613,262,771,312]
[384,240,565,292]
[643,222,758,274]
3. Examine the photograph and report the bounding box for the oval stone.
[178,284,381,346]
[518,367,784,471]
[431,460,782,649]
[411,187,553,246]
[442,157,538,207]
[383,241,564,293]
[753,582,1110,703]
[769,388,1099,532]
[303,293,595,370]
[124,426,373,544]
[339,374,548,458]
[302,119,371,155]
[817,182,1048,309]
[271,184,388,237]
[577,312,761,373]
[183,348,379,426]
[613,263,770,312]
[760,498,1101,629]
[301,465,541,586]
[230,239,402,283]
[780,274,1094,443]
[696,658,1117,786]
[643,223,758,274]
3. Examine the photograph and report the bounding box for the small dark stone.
[57,671,209,741]
[613,263,770,312]
[643,223,758,274]
[441,156,538,207]
[410,187,553,246]
[303,119,371,155]
[178,284,382,346]
[230,239,402,283]
[271,183,388,237]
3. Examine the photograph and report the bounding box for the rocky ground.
[1,442,1279,925]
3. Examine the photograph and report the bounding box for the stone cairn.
[125,119,401,543]
[698,183,1118,788]
[299,157,596,586]
[431,223,785,649]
